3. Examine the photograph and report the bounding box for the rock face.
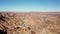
[0,13,60,34]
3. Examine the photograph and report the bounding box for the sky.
[0,0,60,12]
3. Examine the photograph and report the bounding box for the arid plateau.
[0,12,60,34]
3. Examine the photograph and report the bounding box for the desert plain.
[0,12,60,34]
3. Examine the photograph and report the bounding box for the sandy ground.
[0,12,60,34]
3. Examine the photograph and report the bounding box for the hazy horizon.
[0,0,60,12]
